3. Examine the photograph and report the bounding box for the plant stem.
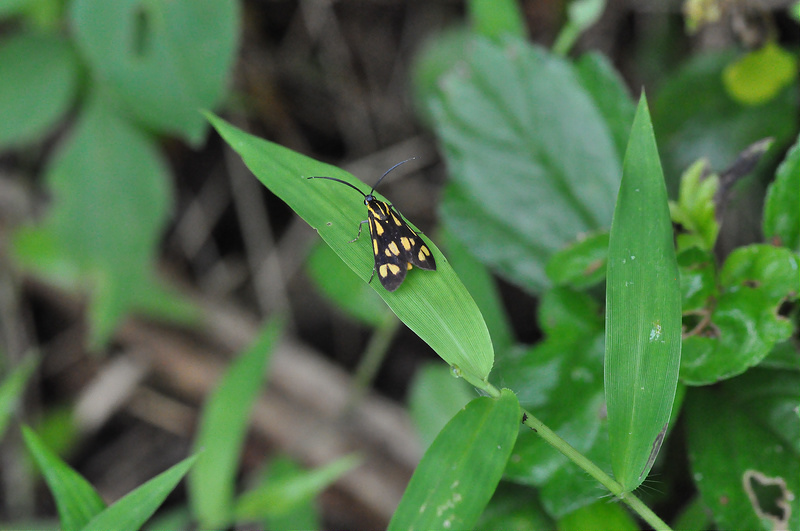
[473,380,671,529]
[521,406,672,531]
[344,312,401,411]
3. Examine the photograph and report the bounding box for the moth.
[308,159,436,291]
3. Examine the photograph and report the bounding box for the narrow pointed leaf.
[206,113,493,385]
[388,389,519,530]
[189,318,283,529]
[22,426,106,531]
[0,355,38,439]
[79,455,197,531]
[234,454,360,521]
[605,94,681,491]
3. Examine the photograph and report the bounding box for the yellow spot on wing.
[388,241,400,255]
[400,237,412,251]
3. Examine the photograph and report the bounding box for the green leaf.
[80,454,197,531]
[0,354,38,440]
[723,42,798,106]
[440,227,514,354]
[477,482,554,530]
[22,425,106,531]
[206,113,494,386]
[677,246,717,313]
[0,33,80,148]
[429,36,622,293]
[558,499,638,531]
[234,454,359,523]
[498,334,608,516]
[669,159,720,252]
[545,231,609,289]
[306,242,389,327]
[574,52,636,162]
[467,0,526,40]
[763,133,800,252]
[686,369,799,531]
[388,389,520,530]
[242,457,321,531]
[653,51,798,193]
[189,318,283,529]
[681,244,799,385]
[605,94,681,492]
[69,0,239,145]
[537,286,603,337]
[11,88,176,347]
[408,363,475,451]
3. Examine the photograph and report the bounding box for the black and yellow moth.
[308,159,436,291]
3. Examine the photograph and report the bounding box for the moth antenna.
[370,157,417,195]
[307,176,367,198]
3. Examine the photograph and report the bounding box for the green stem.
[520,407,672,531]
[470,380,670,528]
[344,313,401,410]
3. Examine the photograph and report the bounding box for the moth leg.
[349,219,369,243]
[368,267,376,284]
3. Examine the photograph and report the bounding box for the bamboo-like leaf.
[206,113,494,386]
[389,389,519,530]
[189,318,283,529]
[22,426,106,531]
[605,94,681,491]
[79,455,197,531]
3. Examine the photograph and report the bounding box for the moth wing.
[389,207,436,271]
[368,210,409,292]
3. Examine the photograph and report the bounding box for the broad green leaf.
[207,113,494,386]
[429,36,622,293]
[0,33,80,148]
[537,286,603,337]
[671,495,714,531]
[761,339,800,371]
[388,389,519,530]
[10,89,181,348]
[69,0,239,145]
[477,482,554,530]
[408,363,475,451]
[686,369,799,531]
[0,355,38,440]
[80,455,197,531]
[189,318,283,529]
[468,0,526,40]
[306,242,388,327]
[545,232,609,289]
[681,244,799,385]
[410,26,473,128]
[234,454,359,522]
[677,247,716,313]
[558,499,638,531]
[574,52,636,162]
[499,334,608,516]
[763,133,800,251]
[605,95,681,492]
[441,227,514,354]
[669,159,720,252]
[22,426,106,531]
[653,51,798,193]
[723,42,798,106]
